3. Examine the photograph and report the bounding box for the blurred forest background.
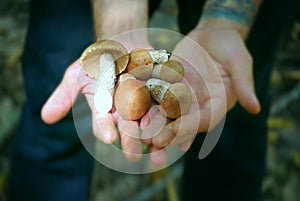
[0,0,300,201]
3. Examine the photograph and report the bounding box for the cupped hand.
[142,27,260,157]
[41,34,157,162]
[41,58,144,161]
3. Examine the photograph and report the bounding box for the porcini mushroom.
[126,48,154,80]
[114,75,151,121]
[80,40,129,78]
[152,60,184,83]
[80,40,129,115]
[146,78,191,119]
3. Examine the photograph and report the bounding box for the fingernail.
[103,131,114,143]
[252,94,261,114]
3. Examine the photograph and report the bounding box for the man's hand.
[141,24,260,163]
[141,0,262,164]
[42,0,150,163]
[41,58,144,162]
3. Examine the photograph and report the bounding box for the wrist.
[197,0,262,40]
[93,0,148,40]
[196,18,249,40]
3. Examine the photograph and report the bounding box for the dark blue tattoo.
[202,0,259,26]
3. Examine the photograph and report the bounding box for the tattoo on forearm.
[202,0,262,26]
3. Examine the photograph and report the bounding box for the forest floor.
[0,0,300,201]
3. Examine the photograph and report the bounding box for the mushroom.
[152,60,184,83]
[114,74,151,120]
[148,49,170,64]
[146,78,191,119]
[80,40,129,78]
[126,48,154,80]
[80,40,129,115]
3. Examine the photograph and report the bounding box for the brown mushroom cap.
[146,78,191,119]
[80,40,129,79]
[114,79,151,120]
[160,82,191,119]
[160,60,184,83]
[126,48,153,80]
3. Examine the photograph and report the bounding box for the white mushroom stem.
[118,73,136,84]
[151,64,162,79]
[148,49,169,64]
[94,53,116,115]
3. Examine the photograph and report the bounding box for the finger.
[95,113,117,143]
[152,115,197,148]
[118,117,143,162]
[41,60,81,124]
[152,124,174,148]
[228,47,260,114]
[168,132,194,146]
[140,105,159,130]
[87,94,117,144]
[152,123,193,151]
[141,106,168,145]
[92,115,115,144]
[92,113,105,142]
[120,132,143,162]
[177,139,193,152]
[117,115,140,139]
[210,32,260,114]
[153,98,225,148]
[149,146,167,167]
[152,111,200,148]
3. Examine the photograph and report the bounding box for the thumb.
[209,31,260,114]
[41,60,81,124]
[228,46,261,114]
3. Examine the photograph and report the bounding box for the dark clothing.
[7,0,298,200]
[8,1,95,200]
[179,0,298,200]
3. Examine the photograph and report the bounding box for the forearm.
[92,0,148,39]
[197,0,262,39]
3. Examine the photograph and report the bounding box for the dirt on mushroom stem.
[146,78,192,119]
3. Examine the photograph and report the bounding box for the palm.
[42,59,143,162]
[148,29,259,149]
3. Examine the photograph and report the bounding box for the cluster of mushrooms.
[80,40,192,121]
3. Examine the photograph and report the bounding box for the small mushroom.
[126,48,153,80]
[115,77,151,120]
[80,40,129,78]
[152,60,184,83]
[146,78,191,119]
[79,40,129,115]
